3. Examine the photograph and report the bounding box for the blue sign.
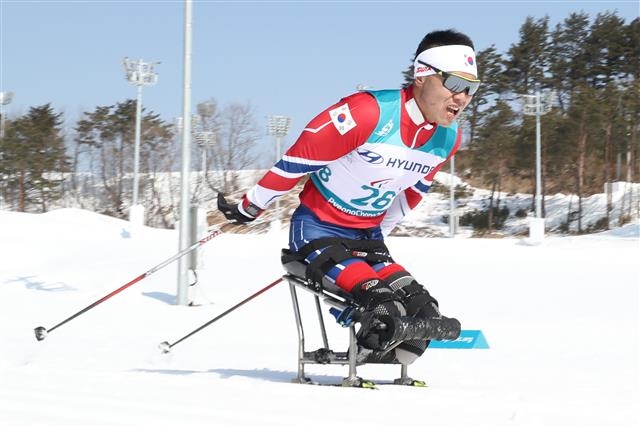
[430,329,489,349]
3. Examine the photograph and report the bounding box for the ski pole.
[158,276,284,353]
[33,226,226,341]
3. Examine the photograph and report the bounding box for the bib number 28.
[317,167,396,210]
[351,185,395,209]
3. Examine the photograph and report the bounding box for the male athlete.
[219,29,480,364]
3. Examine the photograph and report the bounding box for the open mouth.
[446,105,460,118]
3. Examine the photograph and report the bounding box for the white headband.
[414,45,477,78]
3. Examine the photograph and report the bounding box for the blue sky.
[1,1,638,159]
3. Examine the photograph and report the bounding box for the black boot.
[386,273,460,361]
[385,273,441,318]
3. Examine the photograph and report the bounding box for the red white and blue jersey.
[245,86,461,234]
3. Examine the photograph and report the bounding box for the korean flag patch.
[329,103,357,135]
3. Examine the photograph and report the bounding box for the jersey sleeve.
[380,128,462,236]
[245,92,379,209]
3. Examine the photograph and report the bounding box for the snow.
[0,207,638,426]
[42,167,640,237]
[401,175,640,237]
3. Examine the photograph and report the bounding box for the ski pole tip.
[34,326,48,341]
[158,341,171,354]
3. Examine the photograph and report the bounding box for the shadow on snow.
[130,367,347,385]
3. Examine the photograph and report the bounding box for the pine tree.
[74,100,173,219]
[0,104,69,212]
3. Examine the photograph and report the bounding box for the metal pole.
[133,82,143,207]
[275,134,281,220]
[0,103,4,139]
[0,91,13,139]
[449,155,455,237]
[535,90,542,219]
[177,0,193,306]
[267,115,291,229]
[0,102,4,139]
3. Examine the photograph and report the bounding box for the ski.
[392,378,427,387]
[295,376,377,389]
[296,377,427,389]
[304,380,378,389]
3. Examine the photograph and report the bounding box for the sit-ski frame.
[283,271,416,387]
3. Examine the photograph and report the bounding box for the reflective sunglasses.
[417,60,481,95]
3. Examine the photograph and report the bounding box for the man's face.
[413,71,475,126]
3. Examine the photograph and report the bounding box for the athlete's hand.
[217,193,263,224]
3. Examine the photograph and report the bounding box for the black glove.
[217,193,262,224]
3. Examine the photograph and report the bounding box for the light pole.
[122,57,159,223]
[0,91,14,138]
[521,88,555,242]
[449,155,456,237]
[177,0,193,306]
[448,108,473,237]
[194,102,216,183]
[267,115,292,227]
[0,91,12,211]
[176,115,215,191]
[195,131,215,176]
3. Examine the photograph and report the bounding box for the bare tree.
[208,101,261,194]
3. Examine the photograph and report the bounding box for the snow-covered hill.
[0,208,638,426]
[30,169,640,238]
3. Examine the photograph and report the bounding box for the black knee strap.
[281,237,393,288]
